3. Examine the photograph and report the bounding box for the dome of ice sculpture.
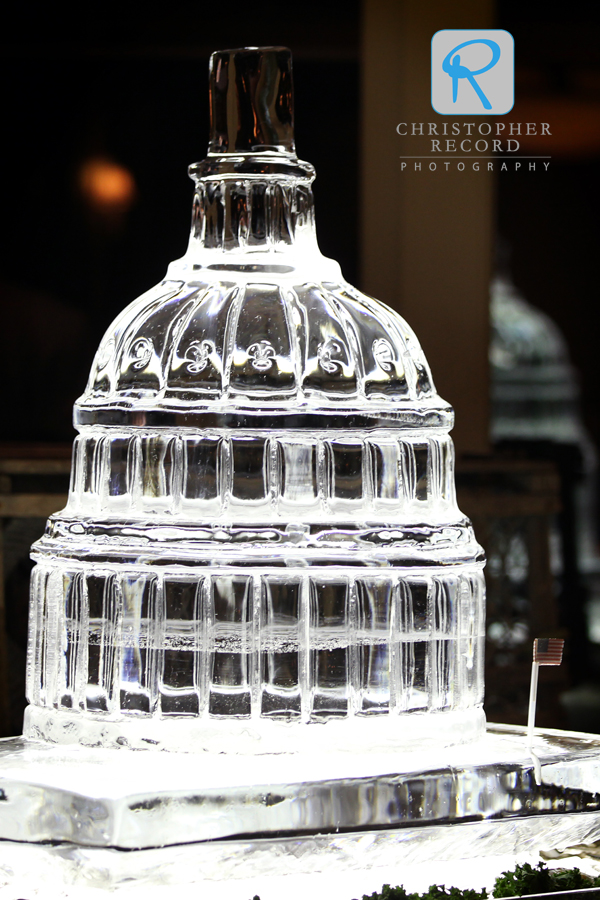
[81,157,441,423]
[82,273,441,420]
[25,47,485,754]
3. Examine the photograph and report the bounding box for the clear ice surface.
[24,47,485,753]
[2,725,600,849]
[2,727,600,893]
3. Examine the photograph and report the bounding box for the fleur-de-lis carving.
[130,337,153,370]
[96,338,115,371]
[317,338,344,374]
[372,338,395,372]
[184,340,213,373]
[248,340,275,371]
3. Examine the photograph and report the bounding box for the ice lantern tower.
[25,47,486,754]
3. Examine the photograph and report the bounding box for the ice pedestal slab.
[1,724,600,893]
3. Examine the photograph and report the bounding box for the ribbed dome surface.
[80,277,444,421]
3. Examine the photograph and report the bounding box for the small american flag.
[533,638,564,665]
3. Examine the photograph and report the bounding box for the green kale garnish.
[420,887,488,900]
[361,886,416,900]
[493,862,554,897]
[493,860,600,896]
[352,860,600,900]
[360,884,487,900]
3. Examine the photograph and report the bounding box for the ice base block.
[1,724,600,892]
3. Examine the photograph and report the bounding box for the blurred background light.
[78,157,137,216]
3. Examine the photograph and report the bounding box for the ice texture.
[2,727,600,894]
[25,47,485,753]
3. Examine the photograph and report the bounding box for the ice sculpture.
[490,273,585,445]
[24,47,485,753]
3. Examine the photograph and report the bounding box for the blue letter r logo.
[431,30,514,116]
[442,39,501,110]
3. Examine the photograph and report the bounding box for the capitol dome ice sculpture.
[490,273,584,445]
[25,47,485,753]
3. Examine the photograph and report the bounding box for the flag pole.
[527,659,539,748]
[527,638,565,749]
